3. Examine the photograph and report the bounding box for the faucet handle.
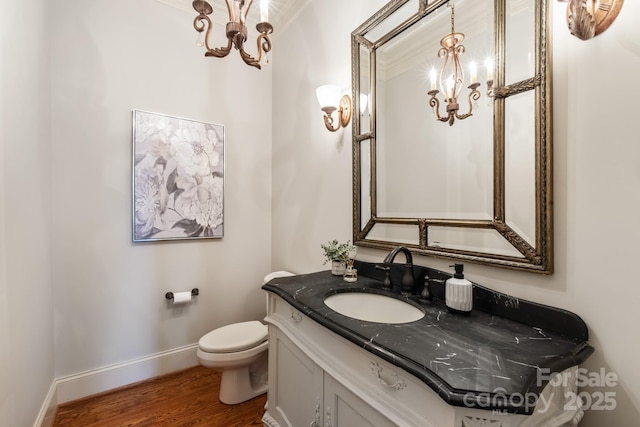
[420,275,436,301]
[375,264,392,290]
[424,276,445,301]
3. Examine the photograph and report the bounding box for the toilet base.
[197,338,269,405]
[219,353,268,405]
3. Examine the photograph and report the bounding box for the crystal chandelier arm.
[454,83,480,122]
[255,29,272,62]
[193,13,212,49]
[428,90,450,124]
[452,45,465,98]
[239,48,261,68]
[194,11,233,58]
[237,23,273,69]
[205,39,233,58]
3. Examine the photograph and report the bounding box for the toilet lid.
[199,321,268,353]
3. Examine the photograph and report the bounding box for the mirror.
[352,0,552,273]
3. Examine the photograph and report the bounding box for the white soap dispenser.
[445,263,473,315]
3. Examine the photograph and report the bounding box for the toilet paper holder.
[165,288,199,300]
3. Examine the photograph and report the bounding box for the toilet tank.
[262,271,295,314]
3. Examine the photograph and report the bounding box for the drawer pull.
[290,309,303,323]
[369,361,407,391]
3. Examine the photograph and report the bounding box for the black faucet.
[379,246,415,295]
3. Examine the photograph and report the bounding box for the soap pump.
[445,263,473,315]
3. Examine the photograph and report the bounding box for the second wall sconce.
[316,85,352,132]
[558,0,624,41]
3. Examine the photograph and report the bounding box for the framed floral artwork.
[132,110,224,241]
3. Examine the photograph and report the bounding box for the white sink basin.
[324,292,425,324]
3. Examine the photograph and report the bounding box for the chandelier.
[192,0,273,69]
[428,2,480,126]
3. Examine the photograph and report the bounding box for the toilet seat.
[199,320,267,353]
[197,340,269,367]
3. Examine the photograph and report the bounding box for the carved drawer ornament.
[369,361,407,391]
[290,308,303,323]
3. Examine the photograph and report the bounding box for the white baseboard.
[34,381,58,427]
[35,343,199,427]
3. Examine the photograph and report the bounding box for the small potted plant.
[321,239,356,275]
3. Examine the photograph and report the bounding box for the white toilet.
[197,271,294,405]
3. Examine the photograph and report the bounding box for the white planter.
[331,260,346,275]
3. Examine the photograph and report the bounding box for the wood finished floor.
[53,366,267,427]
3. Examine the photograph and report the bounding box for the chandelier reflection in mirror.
[192,0,272,70]
[427,2,480,126]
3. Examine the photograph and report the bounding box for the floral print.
[133,111,224,241]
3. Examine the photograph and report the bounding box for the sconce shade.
[316,85,341,109]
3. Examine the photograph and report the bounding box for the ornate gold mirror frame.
[351,0,553,273]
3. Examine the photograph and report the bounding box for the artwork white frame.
[132,110,224,242]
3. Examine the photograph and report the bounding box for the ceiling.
[156,0,307,29]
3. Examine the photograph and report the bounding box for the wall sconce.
[192,0,273,69]
[557,0,623,40]
[359,94,369,115]
[427,2,481,126]
[316,85,353,132]
[485,57,495,98]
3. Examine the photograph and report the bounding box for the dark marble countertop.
[262,261,594,414]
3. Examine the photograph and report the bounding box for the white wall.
[0,0,55,425]
[272,1,640,425]
[2,0,639,424]
[271,0,390,270]
[49,0,272,378]
[1,0,274,421]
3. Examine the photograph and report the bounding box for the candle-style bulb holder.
[429,82,481,126]
[486,79,494,98]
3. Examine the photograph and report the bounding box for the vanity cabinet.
[324,372,397,427]
[265,326,323,427]
[264,325,395,427]
[262,269,593,427]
